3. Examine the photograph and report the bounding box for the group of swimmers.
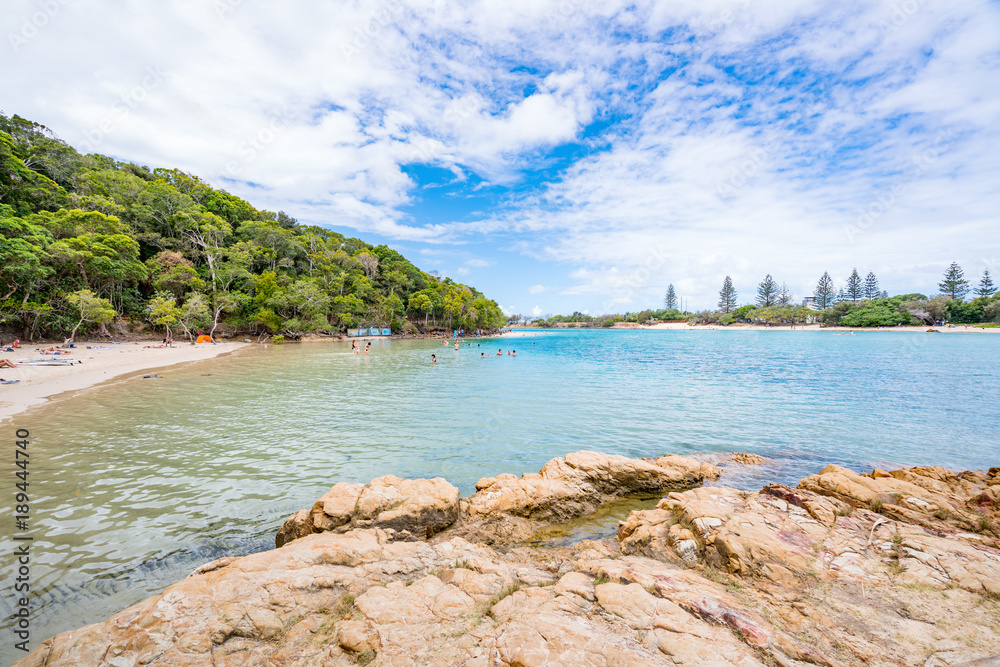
[432,343,517,364]
[351,340,372,356]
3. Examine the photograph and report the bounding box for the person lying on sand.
[37,346,71,354]
[0,359,18,368]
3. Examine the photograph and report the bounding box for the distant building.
[802,297,819,310]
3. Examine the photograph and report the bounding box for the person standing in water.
[365,341,371,356]
[431,354,437,364]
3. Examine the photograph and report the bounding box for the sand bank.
[0,341,248,423]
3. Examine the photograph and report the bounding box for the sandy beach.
[0,341,249,423]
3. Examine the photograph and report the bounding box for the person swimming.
[496,349,502,356]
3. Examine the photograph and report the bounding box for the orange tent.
[196,335,213,344]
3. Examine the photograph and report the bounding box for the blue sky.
[3,0,999,316]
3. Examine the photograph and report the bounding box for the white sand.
[0,341,248,423]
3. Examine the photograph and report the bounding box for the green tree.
[814,272,836,309]
[975,269,996,298]
[863,272,880,300]
[777,282,792,306]
[147,294,181,337]
[718,276,737,312]
[0,130,66,215]
[844,268,863,302]
[48,233,147,296]
[0,207,53,300]
[409,292,434,327]
[939,262,969,301]
[983,300,1000,322]
[176,292,211,342]
[664,284,678,310]
[732,304,757,322]
[209,291,246,340]
[64,289,116,342]
[756,274,777,307]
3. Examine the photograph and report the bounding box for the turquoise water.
[2,328,998,662]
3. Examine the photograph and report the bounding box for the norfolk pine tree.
[939,262,969,301]
[844,268,863,302]
[756,275,778,307]
[718,276,737,312]
[863,272,880,299]
[664,284,678,310]
[777,282,793,305]
[976,269,996,298]
[814,272,836,309]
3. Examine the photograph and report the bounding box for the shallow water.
[2,328,998,661]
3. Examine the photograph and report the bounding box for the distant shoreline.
[510,323,1000,334]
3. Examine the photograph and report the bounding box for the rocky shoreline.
[16,452,1000,666]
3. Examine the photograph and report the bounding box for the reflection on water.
[1,329,998,662]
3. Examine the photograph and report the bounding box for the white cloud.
[528,284,545,294]
[532,305,543,317]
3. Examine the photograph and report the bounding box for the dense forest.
[0,113,507,342]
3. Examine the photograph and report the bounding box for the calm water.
[2,328,998,662]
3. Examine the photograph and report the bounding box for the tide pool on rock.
[2,329,998,663]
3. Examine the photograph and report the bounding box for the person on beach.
[431,354,437,364]
[0,359,17,368]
